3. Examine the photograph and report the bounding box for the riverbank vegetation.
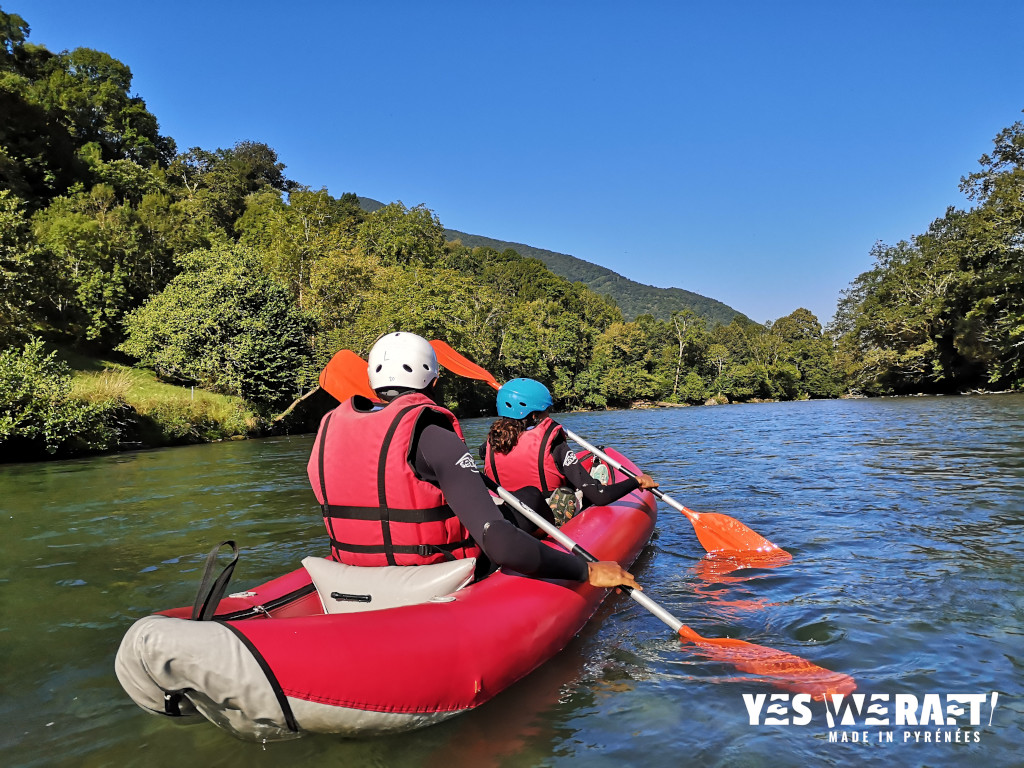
[1,10,1021,460]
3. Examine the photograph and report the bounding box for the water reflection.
[687,551,792,617]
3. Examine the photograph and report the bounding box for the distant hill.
[442,230,746,325]
[358,198,746,325]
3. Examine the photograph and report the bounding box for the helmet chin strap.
[375,378,440,403]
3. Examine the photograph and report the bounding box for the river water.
[2,395,1021,767]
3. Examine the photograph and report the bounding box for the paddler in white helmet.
[307,331,641,589]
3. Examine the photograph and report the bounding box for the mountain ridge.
[358,197,746,325]
[443,229,745,325]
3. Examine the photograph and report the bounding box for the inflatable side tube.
[115,615,301,742]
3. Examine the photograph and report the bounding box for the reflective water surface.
[2,394,1022,767]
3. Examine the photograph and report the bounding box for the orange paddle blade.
[319,349,377,402]
[685,509,791,558]
[430,340,501,390]
[678,625,856,699]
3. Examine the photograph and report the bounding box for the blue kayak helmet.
[496,378,553,419]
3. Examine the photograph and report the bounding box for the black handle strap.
[191,540,239,621]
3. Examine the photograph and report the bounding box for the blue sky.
[21,1,1024,325]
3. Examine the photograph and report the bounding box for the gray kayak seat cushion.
[301,556,476,614]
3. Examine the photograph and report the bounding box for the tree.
[834,117,1024,394]
[238,186,364,308]
[834,239,961,394]
[31,181,184,347]
[669,310,710,400]
[0,191,39,345]
[589,318,668,406]
[481,257,570,303]
[118,245,313,407]
[0,12,84,204]
[772,308,844,398]
[165,142,292,237]
[342,265,499,357]
[0,9,30,65]
[953,118,1024,388]
[357,202,445,266]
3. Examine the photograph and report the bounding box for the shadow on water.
[2,395,1023,767]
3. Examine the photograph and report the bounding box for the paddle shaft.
[494,486,684,633]
[563,428,701,524]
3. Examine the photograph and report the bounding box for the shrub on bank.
[0,340,123,459]
[0,341,267,461]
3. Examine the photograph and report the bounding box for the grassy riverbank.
[62,348,262,444]
[62,348,266,448]
[0,341,278,462]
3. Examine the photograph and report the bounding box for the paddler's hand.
[587,561,642,591]
[635,473,659,490]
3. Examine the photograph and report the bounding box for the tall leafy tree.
[0,190,38,344]
[31,180,183,346]
[668,310,711,401]
[835,117,1024,394]
[118,245,313,406]
[357,202,445,266]
[953,119,1024,388]
[30,47,173,166]
[772,308,844,397]
[0,10,84,203]
[835,239,961,393]
[238,186,364,308]
[588,317,670,407]
[165,141,292,237]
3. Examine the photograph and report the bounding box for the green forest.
[1,9,1022,461]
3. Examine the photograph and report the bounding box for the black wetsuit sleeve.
[552,439,639,505]
[414,424,587,581]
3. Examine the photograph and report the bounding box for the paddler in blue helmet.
[482,378,658,529]
[309,333,642,589]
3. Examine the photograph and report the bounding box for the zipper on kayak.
[213,583,318,621]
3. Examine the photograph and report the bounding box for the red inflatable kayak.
[115,448,657,742]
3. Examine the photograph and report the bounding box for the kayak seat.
[301,556,476,615]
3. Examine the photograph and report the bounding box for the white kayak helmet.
[367,332,439,393]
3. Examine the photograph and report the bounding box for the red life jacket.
[483,417,566,493]
[307,393,481,566]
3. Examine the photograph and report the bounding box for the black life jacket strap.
[537,420,561,494]
[323,503,455,523]
[376,404,421,565]
[328,537,473,559]
[317,411,334,519]
[487,443,501,486]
